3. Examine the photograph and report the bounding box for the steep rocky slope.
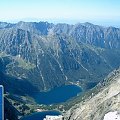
[64,69,120,120]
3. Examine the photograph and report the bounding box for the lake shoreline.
[20,110,62,120]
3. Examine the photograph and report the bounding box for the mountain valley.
[0,21,120,119]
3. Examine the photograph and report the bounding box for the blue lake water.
[32,85,82,105]
[20,111,61,120]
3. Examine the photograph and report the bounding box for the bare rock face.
[64,69,120,120]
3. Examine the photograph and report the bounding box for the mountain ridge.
[1,21,120,49]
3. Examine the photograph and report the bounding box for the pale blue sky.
[0,0,120,26]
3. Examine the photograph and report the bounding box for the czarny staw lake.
[21,85,82,120]
[32,85,82,105]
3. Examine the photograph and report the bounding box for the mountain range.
[0,21,120,119]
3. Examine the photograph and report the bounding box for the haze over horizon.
[0,0,120,27]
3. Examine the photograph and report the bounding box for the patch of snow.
[103,111,120,120]
[18,54,21,57]
[36,109,43,112]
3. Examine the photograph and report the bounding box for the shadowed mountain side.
[0,71,39,96]
[4,98,21,120]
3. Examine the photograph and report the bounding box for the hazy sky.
[0,0,120,26]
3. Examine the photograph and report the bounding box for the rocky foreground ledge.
[64,70,120,120]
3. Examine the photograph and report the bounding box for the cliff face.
[64,69,120,120]
[0,22,120,93]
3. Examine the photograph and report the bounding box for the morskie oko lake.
[32,85,82,105]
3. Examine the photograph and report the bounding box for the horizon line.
[0,19,120,28]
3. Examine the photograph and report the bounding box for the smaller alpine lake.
[20,110,61,120]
